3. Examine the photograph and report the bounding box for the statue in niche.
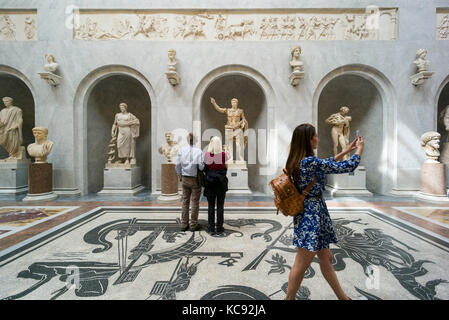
[0,97,25,161]
[158,132,179,163]
[27,127,53,163]
[110,103,140,166]
[421,131,441,163]
[439,105,449,164]
[410,49,434,86]
[325,106,352,161]
[210,97,248,163]
[289,45,305,86]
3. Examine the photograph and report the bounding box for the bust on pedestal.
[410,49,434,86]
[158,132,181,201]
[98,103,144,195]
[417,131,449,202]
[210,97,251,194]
[0,97,30,194]
[23,127,58,202]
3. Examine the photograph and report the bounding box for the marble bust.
[421,131,441,163]
[39,54,62,86]
[325,106,352,160]
[110,103,140,166]
[44,54,59,73]
[0,97,24,160]
[414,49,430,73]
[158,132,180,163]
[166,48,180,86]
[289,46,305,86]
[210,97,248,162]
[27,127,54,163]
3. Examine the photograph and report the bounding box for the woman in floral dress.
[285,123,364,300]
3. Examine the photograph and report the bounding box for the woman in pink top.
[204,136,229,235]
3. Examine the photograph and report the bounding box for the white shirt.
[175,145,205,177]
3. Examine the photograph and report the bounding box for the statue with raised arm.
[325,106,352,161]
[0,97,24,160]
[110,102,140,166]
[210,97,248,162]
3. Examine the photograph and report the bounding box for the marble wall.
[0,0,448,196]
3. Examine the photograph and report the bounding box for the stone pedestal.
[158,163,181,201]
[98,165,144,195]
[417,162,449,202]
[23,163,58,202]
[227,161,251,194]
[326,166,373,197]
[0,160,30,194]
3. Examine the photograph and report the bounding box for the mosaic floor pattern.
[0,207,78,240]
[394,207,449,226]
[0,208,448,300]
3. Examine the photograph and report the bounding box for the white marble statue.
[325,106,352,160]
[111,103,140,165]
[210,97,248,162]
[421,131,441,163]
[158,131,179,163]
[410,49,434,86]
[44,54,59,73]
[39,54,62,86]
[166,48,180,86]
[0,97,24,160]
[289,45,305,86]
[27,127,54,163]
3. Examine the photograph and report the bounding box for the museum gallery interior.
[0,0,448,301]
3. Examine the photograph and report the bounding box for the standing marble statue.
[27,127,53,163]
[0,97,24,160]
[210,97,248,162]
[111,103,140,165]
[158,132,180,163]
[325,106,352,160]
[439,105,449,164]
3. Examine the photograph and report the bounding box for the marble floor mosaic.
[393,207,449,227]
[0,207,448,300]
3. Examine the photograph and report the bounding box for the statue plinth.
[23,163,58,202]
[226,161,251,194]
[0,159,30,194]
[410,71,434,86]
[289,70,305,86]
[39,72,62,86]
[326,166,373,197]
[158,163,181,202]
[166,71,180,86]
[98,166,144,195]
[416,162,449,202]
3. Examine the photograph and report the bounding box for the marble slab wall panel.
[0,10,37,41]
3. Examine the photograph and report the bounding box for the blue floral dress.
[292,154,361,252]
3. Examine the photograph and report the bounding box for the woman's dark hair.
[285,123,316,180]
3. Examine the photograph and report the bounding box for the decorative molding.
[74,8,398,41]
[437,9,449,40]
[0,10,37,41]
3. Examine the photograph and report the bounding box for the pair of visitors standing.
[284,123,364,300]
[203,136,229,235]
[175,133,204,232]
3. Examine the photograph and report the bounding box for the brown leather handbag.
[269,169,316,217]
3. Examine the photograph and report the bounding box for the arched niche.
[317,74,384,194]
[436,76,449,186]
[0,70,35,159]
[85,75,151,193]
[194,65,276,194]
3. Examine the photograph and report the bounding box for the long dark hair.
[285,123,316,180]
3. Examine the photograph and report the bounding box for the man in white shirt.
[175,133,204,231]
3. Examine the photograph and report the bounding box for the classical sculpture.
[410,49,434,86]
[0,97,24,160]
[27,127,54,163]
[110,103,140,166]
[289,46,305,86]
[325,106,352,160]
[421,131,441,163]
[166,49,180,86]
[39,54,62,86]
[439,106,449,164]
[210,97,248,162]
[158,132,180,163]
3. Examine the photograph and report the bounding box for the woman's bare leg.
[317,248,350,300]
[285,248,316,300]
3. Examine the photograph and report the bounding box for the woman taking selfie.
[285,123,364,300]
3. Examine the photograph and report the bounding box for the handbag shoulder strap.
[302,177,317,196]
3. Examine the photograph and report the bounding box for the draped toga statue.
[0,97,24,160]
[110,103,140,166]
